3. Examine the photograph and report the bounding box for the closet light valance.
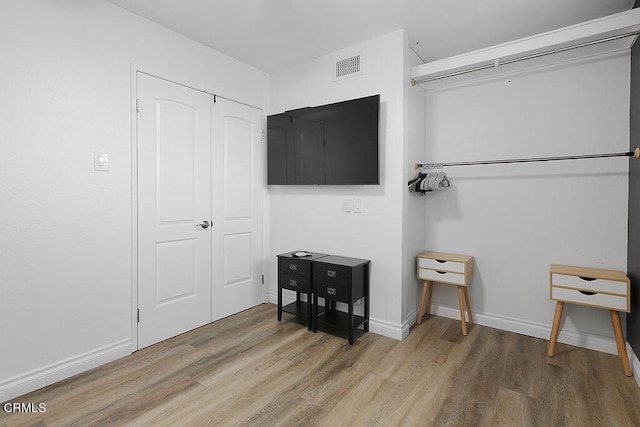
[411,8,640,88]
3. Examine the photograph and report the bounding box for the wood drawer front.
[418,268,465,285]
[316,281,349,301]
[418,257,465,273]
[316,264,351,284]
[551,273,627,296]
[551,286,628,311]
[279,273,310,292]
[315,264,352,301]
[278,257,310,276]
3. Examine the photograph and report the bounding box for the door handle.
[196,220,211,229]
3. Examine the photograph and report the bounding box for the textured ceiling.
[105,0,635,73]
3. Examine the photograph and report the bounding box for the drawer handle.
[579,290,597,296]
[435,259,447,263]
[436,270,447,274]
[289,280,297,287]
[327,270,336,278]
[289,264,298,271]
[578,276,596,282]
[327,287,337,295]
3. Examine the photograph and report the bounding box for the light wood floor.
[2,303,640,426]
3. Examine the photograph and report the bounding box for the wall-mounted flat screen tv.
[267,94,379,185]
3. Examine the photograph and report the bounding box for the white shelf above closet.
[411,8,640,89]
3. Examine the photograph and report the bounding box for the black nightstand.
[313,255,370,344]
[277,251,328,330]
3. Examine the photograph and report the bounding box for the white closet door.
[211,98,264,321]
[137,73,212,348]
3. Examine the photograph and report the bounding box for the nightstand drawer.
[315,263,352,284]
[279,273,310,292]
[314,256,368,303]
[418,268,465,285]
[315,282,350,300]
[418,257,465,273]
[278,257,311,276]
[551,273,627,295]
[551,286,628,311]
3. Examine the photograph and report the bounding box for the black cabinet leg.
[277,284,282,321]
[312,292,318,332]
[348,302,354,345]
[307,292,312,331]
[364,297,369,332]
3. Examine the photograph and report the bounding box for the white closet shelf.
[411,8,640,89]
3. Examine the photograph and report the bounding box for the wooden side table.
[548,264,632,377]
[416,251,474,335]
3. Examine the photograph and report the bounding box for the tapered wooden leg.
[610,310,632,377]
[548,301,564,357]
[457,286,467,336]
[463,287,473,324]
[417,281,429,324]
[426,281,433,315]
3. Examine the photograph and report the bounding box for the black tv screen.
[267,94,379,185]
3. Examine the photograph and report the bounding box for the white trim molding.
[368,317,405,341]
[266,295,405,341]
[430,303,622,355]
[0,339,131,402]
[411,8,640,89]
[629,343,640,389]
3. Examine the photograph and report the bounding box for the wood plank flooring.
[2,303,640,426]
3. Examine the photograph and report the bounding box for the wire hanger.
[409,163,451,194]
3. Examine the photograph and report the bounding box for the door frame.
[130,67,267,352]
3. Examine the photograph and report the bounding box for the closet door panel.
[212,98,263,321]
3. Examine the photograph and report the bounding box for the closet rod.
[412,30,640,85]
[415,148,640,169]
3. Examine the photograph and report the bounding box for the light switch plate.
[353,197,362,213]
[94,152,109,171]
[343,198,352,213]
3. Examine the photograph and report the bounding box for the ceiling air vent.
[335,55,361,79]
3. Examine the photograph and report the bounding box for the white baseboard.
[430,304,620,355]
[267,291,277,304]
[268,290,294,306]
[369,317,405,341]
[267,292,406,341]
[628,342,640,388]
[269,292,639,377]
[0,339,131,402]
[6,299,632,404]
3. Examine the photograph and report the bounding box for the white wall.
[268,30,408,338]
[402,47,427,326]
[420,51,630,353]
[0,0,267,401]
[3,0,628,405]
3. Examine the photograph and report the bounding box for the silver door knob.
[197,220,211,229]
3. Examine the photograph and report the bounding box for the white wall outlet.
[343,198,352,213]
[353,197,363,213]
[94,152,109,171]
